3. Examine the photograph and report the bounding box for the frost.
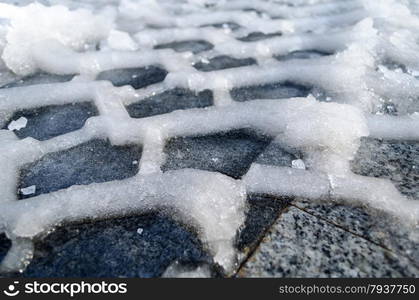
[7,116,27,131]
[0,0,419,275]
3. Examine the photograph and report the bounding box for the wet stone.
[237,31,282,42]
[18,213,212,277]
[193,55,256,72]
[162,129,271,179]
[18,139,141,199]
[127,88,213,118]
[97,66,168,89]
[239,206,419,277]
[4,102,98,141]
[154,40,214,54]
[230,81,311,102]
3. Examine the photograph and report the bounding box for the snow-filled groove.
[0,0,419,274]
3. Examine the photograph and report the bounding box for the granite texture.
[239,206,419,277]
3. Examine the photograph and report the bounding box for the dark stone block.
[20,213,211,277]
[18,139,141,199]
[275,50,333,61]
[154,40,213,54]
[193,55,256,72]
[237,31,282,42]
[4,102,98,141]
[127,88,213,118]
[2,73,74,89]
[351,138,419,199]
[237,195,290,252]
[230,81,311,102]
[162,129,271,179]
[97,66,168,89]
[0,234,11,263]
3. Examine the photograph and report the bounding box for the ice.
[7,116,27,131]
[0,0,419,275]
[19,185,36,196]
[291,159,306,170]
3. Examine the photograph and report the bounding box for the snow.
[291,159,306,170]
[19,185,36,195]
[7,116,27,131]
[0,0,418,274]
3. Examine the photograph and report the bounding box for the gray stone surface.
[230,81,311,102]
[193,55,256,72]
[97,66,168,89]
[351,138,419,199]
[2,73,74,88]
[162,129,271,179]
[237,31,282,42]
[126,88,213,118]
[293,200,419,269]
[9,213,213,277]
[239,206,419,277]
[19,139,142,199]
[5,102,97,141]
[274,50,333,61]
[154,40,214,54]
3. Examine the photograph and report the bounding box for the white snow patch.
[19,185,36,196]
[291,159,306,170]
[7,117,27,131]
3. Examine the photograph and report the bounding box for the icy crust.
[0,0,419,274]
